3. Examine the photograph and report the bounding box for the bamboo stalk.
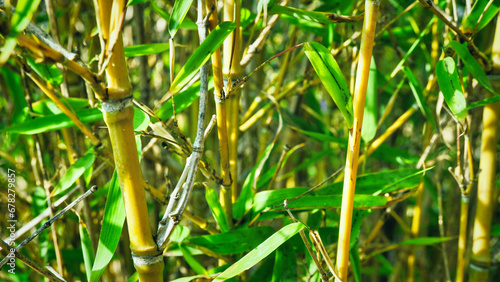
[207,0,233,228]
[95,1,163,280]
[223,0,242,207]
[335,1,380,280]
[469,11,500,282]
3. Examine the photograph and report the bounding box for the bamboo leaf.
[447,41,496,94]
[133,107,150,131]
[404,67,436,128]
[156,78,214,120]
[436,57,467,123]
[150,1,170,21]
[2,108,103,134]
[0,0,42,63]
[78,218,95,282]
[468,95,500,109]
[90,172,126,282]
[187,227,275,255]
[169,22,236,94]
[361,56,378,142]
[401,237,454,245]
[52,150,96,197]
[124,43,170,57]
[270,5,363,24]
[26,58,63,86]
[127,0,148,6]
[32,98,90,115]
[179,244,208,275]
[169,0,194,38]
[461,0,500,34]
[272,241,296,282]
[205,185,229,233]
[213,222,304,281]
[304,42,354,128]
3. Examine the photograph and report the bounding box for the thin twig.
[0,186,98,270]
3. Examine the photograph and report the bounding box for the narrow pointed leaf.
[447,41,496,94]
[78,219,94,282]
[270,5,363,24]
[124,43,170,57]
[205,185,229,233]
[461,0,500,34]
[52,151,96,196]
[179,244,208,275]
[90,172,126,282]
[213,223,304,281]
[401,237,453,245]
[436,57,467,123]
[361,56,378,142]
[404,67,436,129]
[169,22,236,94]
[169,0,194,38]
[26,58,63,86]
[304,42,353,128]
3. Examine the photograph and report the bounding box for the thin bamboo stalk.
[335,1,380,280]
[207,0,233,228]
[469,11,500,282]
[223,0,242,207]
[95,0,163,280]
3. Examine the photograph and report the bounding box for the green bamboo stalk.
[95,1,163,280]
[335,1,380,280]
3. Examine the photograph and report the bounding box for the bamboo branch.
[156,0,212,251]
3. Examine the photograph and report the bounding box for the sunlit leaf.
[436,57,467,123]
[32,98,90,115]
[270,5,363,24]
[213,223,304,281]
[205,185,229,233]
[187,227,275,255]
[90,172,126,282]
[304,42,354,128]
[179,244,208,275]
[124,43,170,57]
[78,218,95,282]
[401,237,453,245]
[52,150,96,197]
[26,58,63,86]
[169,0,194,38]
[447,41,496,95]
[404,67,436,128]
[361,56,378,142]
[169,22,235,94]
[461,0,500,34]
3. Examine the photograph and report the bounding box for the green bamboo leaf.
[186,227,275,255]
[156,78,214,120]
[447,41,496,94]
[52,150,96,197]
[26,57,63,86]
[270,5,362,24]
[350,245,362,282]
[461,0,500,34]
[169,0,194,38]
[0,0,42,63]
[2,108,103,135]
[401,237,453,245]
[294,128,348,145]
[150,1,170,21]
[169,22,235,94]
[179,244,208,275]
[133,107,149,131]
[404,67,436,128]
[78,217,95,282]
[468,95,500,109]
[361,56,378,142]
[205,185,229,233]
[272,241,296,282]
[1,68,28,124]
[32,98,90,115]
[127,0,148,6]
[170,225,191,243]
[436,57,467,123]
[90,172,126,282]
[124,43,170,57]
[304,42,354,128]
[213,222,304,281]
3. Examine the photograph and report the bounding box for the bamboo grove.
[1,0,500,281]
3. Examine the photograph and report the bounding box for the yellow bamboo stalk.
[223,0,242,206]
[335,1,379,280]
[96,1,163,280]
[207,0,233,228]
[469,11,500,282]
